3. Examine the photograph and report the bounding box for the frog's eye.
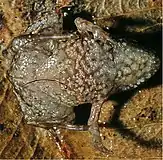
[2,49,7,57]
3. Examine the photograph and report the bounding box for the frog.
[3,15,160,155]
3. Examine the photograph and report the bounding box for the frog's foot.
[49,128,73,159]
[89,123,111,154]
[88,100,112,155]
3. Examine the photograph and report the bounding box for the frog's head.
[113,41,160,90]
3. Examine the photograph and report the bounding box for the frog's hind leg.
[49,128,74,159]
[27,121,89,131]
[27,122,89,158]
[88,100,112,155]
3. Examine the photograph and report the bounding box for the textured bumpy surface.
[4,15,160,154]
[0,0,161,158]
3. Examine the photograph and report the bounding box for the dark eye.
[2,50,8,57]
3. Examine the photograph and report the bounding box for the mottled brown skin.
[4,17,160,154]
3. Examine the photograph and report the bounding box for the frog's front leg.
[88,100,111,154]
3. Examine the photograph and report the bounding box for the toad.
[4,16,160,154]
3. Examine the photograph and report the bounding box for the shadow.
[62,11,162,149]
[62,14,162,87]
[100,120,162,149]
[109,18,162,53]
[74,103,91,125]
[101,89,162,149]
[62,10,93,31]
[73,86,162,149]
[109,17,162,88]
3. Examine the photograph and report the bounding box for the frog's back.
[6,19,159,124]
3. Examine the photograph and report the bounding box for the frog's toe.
[89,123,112,155]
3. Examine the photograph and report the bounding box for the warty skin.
[4,17,160,154]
